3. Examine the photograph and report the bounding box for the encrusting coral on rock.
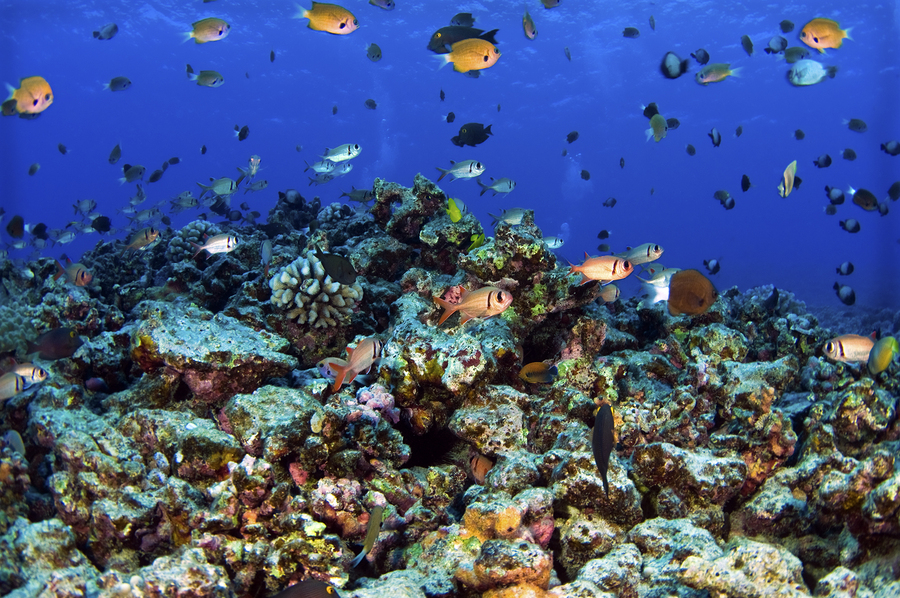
[1,175,899,598]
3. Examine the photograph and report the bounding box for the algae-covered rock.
[627,517,724,583]
[558,514,627,579]
[372,174,446,243]
[574,542,642,597]
[130,301,296,403]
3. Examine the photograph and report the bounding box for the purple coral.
[348,384,400,425]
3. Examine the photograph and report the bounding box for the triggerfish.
[519,362,558,384]
[329,336,383,392]
[592,404,615,497]
[433,286,514,325]
[823,333,874,364]
[350,505,384,567]
[868,337,899,375]
[568,253,634,285]
[800,18,852,53]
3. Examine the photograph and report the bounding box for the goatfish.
[592,404,615,497]
[614,243,663,266]
[433,286,513,325]
[124,227,160,252]
[192,234,238,259]
[0,372,26,402]
[350,505,384,567]
[519,362,558,384]
[868,337,899,375]
[54,255,92,286]
[329,336,384,392]
[295,2,359,35]
[569,253,634,285]
[778,160,797,198]
[823,333,874,364]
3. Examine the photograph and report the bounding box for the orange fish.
[823,333,874,364]
[569,253,633,285]
[54,255,92,286]
[800,18,852,53]
[469,453,494,484]
[3,76,54,115]
[439,38,501,73]
[330,336,383,391]
[433,286,513,325]
[295,2,359,35]
[519,362,558,384]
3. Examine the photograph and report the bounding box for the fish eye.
[624,261,632,269]
[436,32,441,39]
[825,342,833,352]
[353,19,358,25]
[44,93,51,100]
[69,331,76,338]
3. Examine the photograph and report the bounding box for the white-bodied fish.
[489,208,527,226]
[477,177,516,196]
[788,59,837,86]
[615,243,664,266]
[543,236,564,249]
[304,159,336,174]
[320,144,361,163]
[436,160,485,182]
[192,233,238,259]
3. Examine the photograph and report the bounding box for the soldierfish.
[329,336,383,392]
[615,243,663,266]
[823,333,874,364]
[192,234,238,259]
[54,255,93,286]
[569,253,634,285]
[433,286,513,325]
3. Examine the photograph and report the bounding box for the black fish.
[6,215,24,238]
[365,99,377,110]
[660,51,688,78]
[793,175,802,189]
[691,48,710,64]
[201,145,207,154]
[450,12,474,27]
[686,144,696,156]
[813,154,832,168]
[332,105,338,115]
[581,170,590,180]
[794,129,805,140]
[451,123,493,147]
[168,157,180,165]
[91,216,111,233]
[270,49,275,63]
[315,245,358,284]
[440,89,445,101]
[566,130,579,143]
[642,103,659,119]
[270,580,341,598]
[709,128,721,147]
[597,243,610,252]
[428,26,499,54]
[28,222,48,240]
[597,230,609,239]
[735,125,743,137]
[764,287,779,312]
[58,143,68,155]
[741,174,751,192]
[26,328,83,360]
[833,282,855,306]
[161,161,169,172]
[235,124,250,141]
[619,158,625,169]
[623,27,640,38]
[665,118,680,130]
[780,20,794,33]
[147,169,164,183]
[592,404,614,497]
[445,111,455,123]
[603,197,617,208]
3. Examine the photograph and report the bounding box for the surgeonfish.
[428,26,498,54]
[823,334,874,364]
[328,336,384,391]
[350,505,384,567]
[270,580,341,598]
[191,234,238,259]
[314,246,358,284]
[868,337,899,375]
[433,286,514,325]
[518,362,558,384]
[445,197,468,223]
[667,269,717,316]
[800,18,852,53]
[569,254,634,285]
[778,160,797,197]
[185,18,231,43]
[26,328,83,360]
[592,404,615,497]
[294,3,358,34]
[437,38,501,73]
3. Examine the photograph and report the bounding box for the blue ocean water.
[1,1,898,309]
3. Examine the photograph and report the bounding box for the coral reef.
[2,175,898,598]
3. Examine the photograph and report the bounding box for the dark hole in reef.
[641,485,660,520]
[400,425,459,469]
[547,526,571,583]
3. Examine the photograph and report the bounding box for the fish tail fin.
[433,296,456,325]
[729,66,743,78]
[53,260,65,282]
[330,362,357,392]
[4,83,15,101]
[488,212,499,226]
[644,128,654,142]
[293,3,309,19]
[548,365,559,377]
[484,124,493,136]
[433,54,451,70]
[350,550,366,568]
[481,28,500,45]
[102,83,110,91]
[181,31,194,44]
[118,177,128,185]
[843,27,853,41]
[190,242,205,259]
[435,167,449,181]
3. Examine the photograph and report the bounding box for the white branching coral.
[269,250,363,328]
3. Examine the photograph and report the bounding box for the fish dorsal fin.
[346,345,355,359]
[584,251,590,259]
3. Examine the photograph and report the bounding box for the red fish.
[568,253,633,285]
[329,336,383,392]
[433,286,513,325]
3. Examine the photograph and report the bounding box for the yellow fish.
[439,38,501,73]
[800,18,852,53]
[3,76,53,115]
[695,63,741,85]
[523,9,537,40]
[467,233,486,251]
[519,362,557,384]
[646,114,667,142]
[446,197,468,223]
[185,18,231,44]
[868,337,898,375]
[295,2,359,35]
[778,160,797,198]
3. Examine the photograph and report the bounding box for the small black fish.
[452,123,493,147]
[592,404,615,497]
[708,128,721,147]
[201,145,207,154]
[30,222,48,240]
[270,49,275,63]
[660,51,688,78]
[58,143,68,155]
[741,35,753,56]
[440,89,445,101]
[623,27,640,38]
[235,124,250,141]
[564,46,572,61]
[445,112,455,123]
[315,245,358,284]
[597,243,611,252]
[597,229,609,239]
[91,216,111,233]
[147,169,164,183]
[735,125,743,137]
[642,103,659,119]
[691,48,710,64]
[161,161,169,172]
[603,197,617,208]
[665,117,680,130]
[833,282,855,306]
[619,157,625,169]
[450,12,474,27]
[840,219,860,233]
[794,129,805,140]
[741,174,751,192]
[780,19,794,33]
[332,105,338,115]
[365,99,377,110]
[6,215,24,238]
[842,148,857,161]
[567,130,579,143]
[887,181,900,201]
[168,157,180,165]
[813,154,832,168]
[836,261,854,276]
[686,144,696,156]
[764,287,779,312]
[824,205,837,215]
[581,169,590,180]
